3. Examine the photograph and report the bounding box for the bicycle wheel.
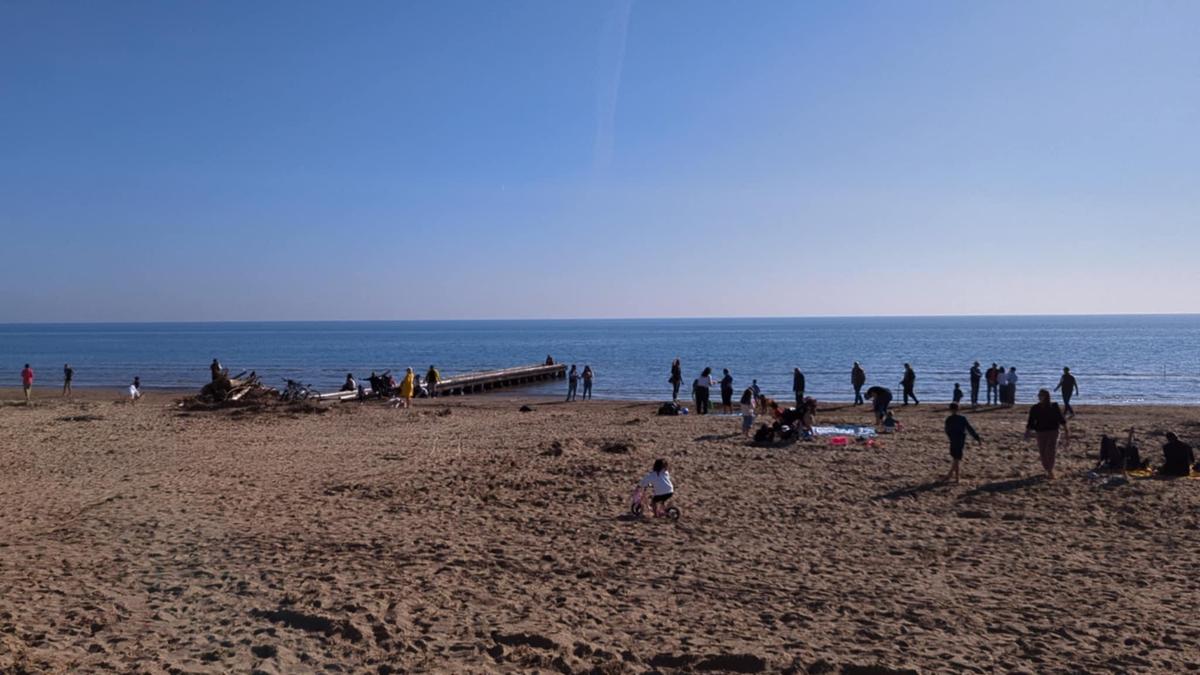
[666,506,681,520]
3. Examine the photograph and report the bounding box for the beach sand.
[1,388,1197,673]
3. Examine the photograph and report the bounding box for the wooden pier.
[316,363,565,401]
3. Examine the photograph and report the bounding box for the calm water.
[2,316,1199,404]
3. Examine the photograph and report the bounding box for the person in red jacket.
[21,364,34,405]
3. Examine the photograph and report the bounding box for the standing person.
[952,383,964,405]
[994,365,1007,405]
[901,363,919,405]
[1005,367,1018,406]
[985,363,999,405]
[669,359,683,401]
[739,386,757,437]
[695,367,715,415]
[425,365,441,398]
[851,362,866,405]
[21,364,34,405]
[581,365,594,400]
[129,376,142,402]
[719,369,734,414]
[210,358,223,382]
[969,361,982,409]
[792,368,806,407]
[397,367,415,409]
[1025,389,1069,480]
[566,365,579,402]
[63,363,74,397]
[750,379,761,398]
[865,386,893,425]
[1055,367,1078,417]
[943,403,982,483]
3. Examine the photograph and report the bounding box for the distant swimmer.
[1054,367,1078,417]
[851,362,866,405]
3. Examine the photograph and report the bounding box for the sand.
[0,388,1197,674]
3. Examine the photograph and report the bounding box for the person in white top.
[739,387,757,437]
[638,459,675,517]
[1005,368,1019,406]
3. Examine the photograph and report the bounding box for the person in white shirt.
[638,459,675,517]
[1005,368,1019,406]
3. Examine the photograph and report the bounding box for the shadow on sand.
[959,475,1045,499]
[872,480,948,501]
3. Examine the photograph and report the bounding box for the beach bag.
[657,401,681,416]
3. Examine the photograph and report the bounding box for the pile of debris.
[197,370,277,405]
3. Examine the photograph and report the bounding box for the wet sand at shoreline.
[1,389,1197,673]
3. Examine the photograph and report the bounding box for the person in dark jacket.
[1054,367,1079,417]
[1160,432,1195,476]
[865,386,893,425]
[952,383,964,405]
[566,365,579,401]
[943,403,982,483]
[969,361,982,409]
[720,369,734,414]
[985,363,999,405]
[901,363,919,405]
[1025,389,1069,480]
[669,359,683,401]
[851,362,866,405]
[792,368,806,407]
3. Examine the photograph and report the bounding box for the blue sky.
[2,1,1198,321]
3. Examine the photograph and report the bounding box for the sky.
[2,0,1199,322]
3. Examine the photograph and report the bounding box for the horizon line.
[2,311,1199,326]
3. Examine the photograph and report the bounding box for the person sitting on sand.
[943,403,981,483]
[638,458,675,518]
[1160,432,1195,476]
[1025,389,1069,480]
[129,376,142,402]
[882,411,899,433]
[865,386,893,425]
[739,387,757,437]
[340,372,357,392]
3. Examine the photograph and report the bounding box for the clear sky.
[2,1,1198,321]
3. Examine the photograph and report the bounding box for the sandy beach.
[1,388,1197,674]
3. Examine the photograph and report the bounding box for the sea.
[2,315,1199,404]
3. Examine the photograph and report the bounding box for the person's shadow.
[871,480,948,501]
[959,475,1045,499]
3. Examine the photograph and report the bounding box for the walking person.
[985,363,999,405]
[1055,367,1078,417]
[792,367,806,407]
[425,365,441,398]
[943,403,982,483]
[851,362,866,405]
[969,361,982,409]
[739,386,757,438]
[669,359,683,401]
[581,365,594,400]
[397,367,415,409]
[21,364,34,405]
[695,367,715,415]
[566,365,579,401]
[719,369,734,414]
[1025,389,1069,480]
[901,363,919,405]
[63,363,74,397]
[1005,367,1018,406]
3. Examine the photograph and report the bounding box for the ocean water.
[2,316,1199,404]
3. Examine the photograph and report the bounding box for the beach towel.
[810,425,877,439]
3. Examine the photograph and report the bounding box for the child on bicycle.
[638,458,675,517]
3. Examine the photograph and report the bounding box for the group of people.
[338,365,441,408]
[565,365,594,401]
[16,363,142,404]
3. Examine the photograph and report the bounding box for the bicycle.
[629,485,681,520]
[280,378,320,402]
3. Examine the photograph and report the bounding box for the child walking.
[943,403,982,483]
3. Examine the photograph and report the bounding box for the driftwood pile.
[197,370,277,404]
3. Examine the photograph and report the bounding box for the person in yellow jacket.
[396,367,415,409]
